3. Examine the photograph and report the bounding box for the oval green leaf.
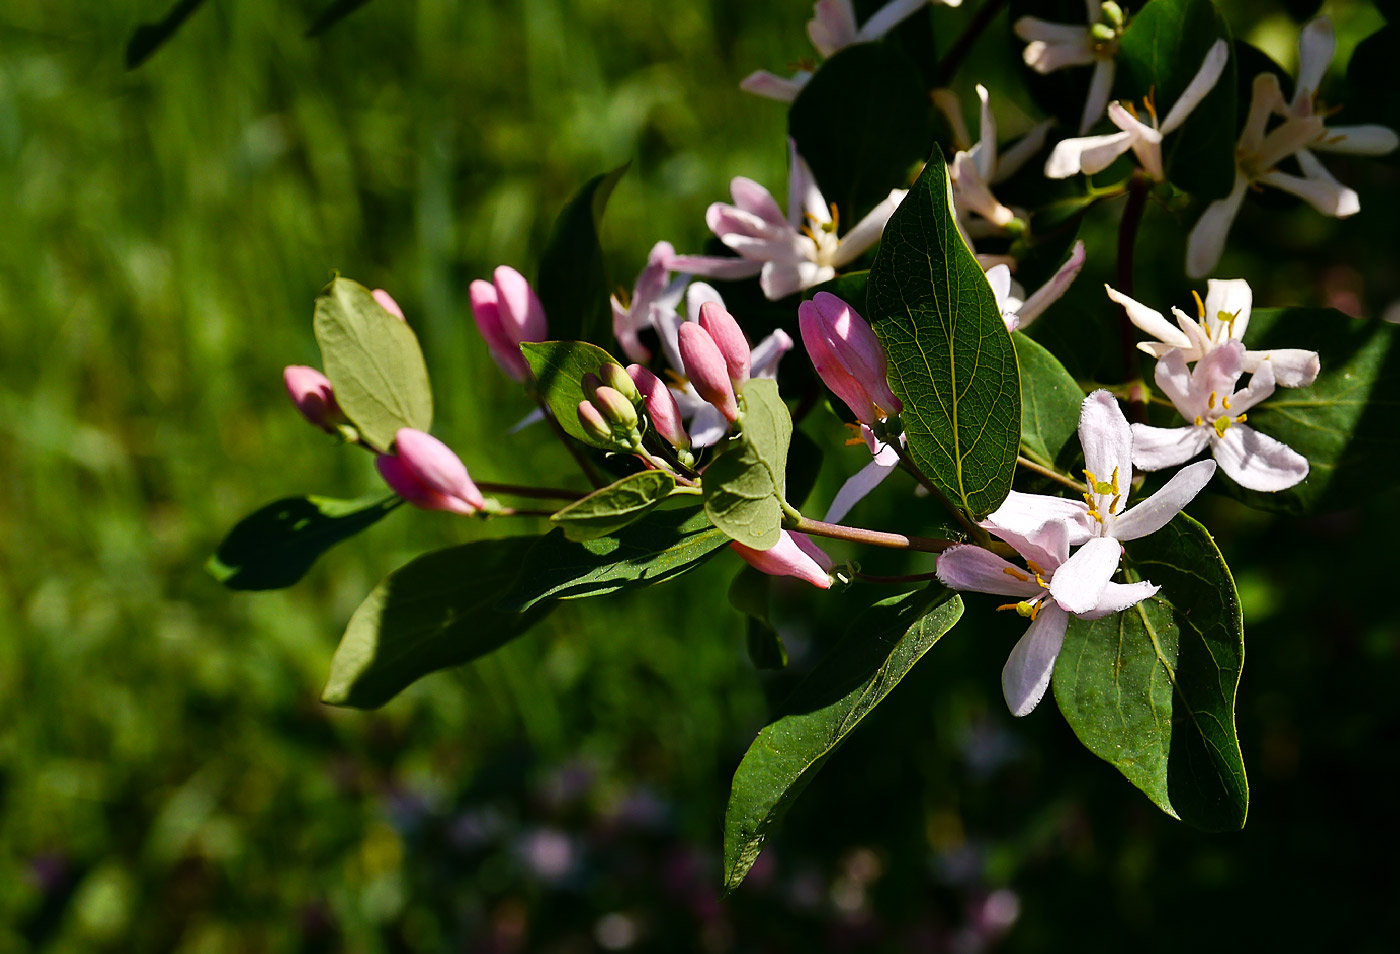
[1053,513,1248,831]
[702,379,792,550]
[1014,331,1084,470]
[868,150,1021,518]
[723,586,963,891]
[550,470,677,541]
[313,277,434,452]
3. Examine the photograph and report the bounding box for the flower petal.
[1078,580,1160,620]
[1077,390,1133,489]
[1244,348,1319,388]
[1080,59,1116,135]
[1294,16,1335,108]
[1159,39,1230,136]
[761,261,832,300]
[937,545,1044,598]
[1015,241,1085,328]
[1045,130,1133,178]
[824,444,901,523]
[1107,284,1192,349]
[1049,536,1122,614]
[1228,355,1275,415]
[788,138,829,228]
[750,328,794,379]
[1001,604,1069,717]
[994,120,1053,183]
[1258,160,1359,218]
[1152,347,1199,417]
[808,0,860,58]
[1213,424,1309,492]
[1311,124,1400,156]
[666,254,764,281]
[730,177,788,226]
[1112,459,1217,540]
[1202,277,1252,343]
[856,0,935,43]
[739,70,808,103]
[831,189,906,266]
[731,530,832,589]
[982,490,1092,549]
[1186,172,1249,278]
[1131,424,1209,471]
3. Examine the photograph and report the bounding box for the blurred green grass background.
[1,1,1398,952]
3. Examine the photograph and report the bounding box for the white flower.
[1036,391,1216,615]
[652,283,793,446]
[1106,277,1319,387]
[933,85,1053,232]
[611,241,688,364]
[1045,39,1230,180]
[742,0,960,102]
[987,241,1087,332]
[1014,0,1125,134]
[1186,17,1399,278]
[1132,341,1309,492]
[669,139,905,301]
[938,515,1158,716]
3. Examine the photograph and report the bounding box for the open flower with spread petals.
[987,241,1086,332]
[1132,341,1308,492]
[1186,18,1399,278]
[1014,0,1126,134]
[741,0,960,102]
[611,241,687,364]
[938,516,1158,716]
[376,428,487,516]
[1107,278,1319,387]
[732,530,834,589]
[1038,391,1216,615]
[669,139,905,300]
[1046,39,1229,180]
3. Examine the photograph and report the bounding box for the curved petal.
[1002,604,1069,717]
[808,0,859,57]
[1112,459,1217,540]
[739,70,808,103]
[990,516,1074,575]
[1131,424,1208,471]
[750,328,794,379]
[1045,131,1132,178]
[729,177,788,226]
[760,260,832,300]
[1213,425,1309,492]
[1241,73,1284,152]
[1244,348,1319,388]
[1152,348,1199,417]
[1294,16,1335,109]
[1107,284,1192,348]
[824,447,901,524]
[856,0,933,43]
[788,138,829,228]
[1078,390,1133,489]
[1192,338,1247,402]
[972,84,997,181]
[1203,278,1252,342]
[1015,16,1093,47]
[983,490,1093,549]
[1311,124,1400,156]
[937,545,1044,599]
[1258,161,1359,218]
[666,254,764,281]
[1016,240,1085,327]
[1078,580,1160,620]
[1228,355,1275,415]
[832,189,906,266]
[1049,536,1122,615]
[994,120,1053,183]
[687,401,729,448]
[1159,39,1230,135]
[731,531,832,589]
[1186,172,1249,279]
[1080,59,1116,134]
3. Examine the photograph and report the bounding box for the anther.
[1191,289,1205,318]
[1002,567,1030,582]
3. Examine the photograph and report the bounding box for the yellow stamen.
[1194,415,1204,427]
[1222,395,1231,410]
[1110,493,1121,514]
[1191,289,1205,318]
[1208,391,1217,410]
[1144,88,1158,123]
[1003,567,1030,582]
[1110,467,1120,495]
[997,600,1042,620]
[1237,413,1247,423]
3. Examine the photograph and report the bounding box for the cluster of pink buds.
[469,265,548,382]
[576,362,645,450]
[677,301,753,423]
[798,292,902,426]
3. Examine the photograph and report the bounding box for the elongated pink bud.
[798,293,902,424]
[469,279,529,381]
[284,365,342,432]
[698,300,751,386]
[577,401,612,444]
[731,531,833,589]
[628,364,690,449]
[678,322,739,422]
[493,265,548,343]
[372,289,407,321]
[376,427,486,516]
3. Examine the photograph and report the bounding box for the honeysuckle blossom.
[986,240,1087,332]
[937,515,1158,716]
[1186,18,1399,278]
[1046,39,1229,180]
[933,84,1052,233]
[1030,391,1216,615]
[1014,0,1126,135]
[732,530,834,589]
[669,140,905,301]
[1107,278,1319,387]
[1132,341,1308,492]
[651,282,792,446]
[611,241,687,364]
[469,266,548,382]
[741,0,959,103]
[798,292,901,425]
[376,428,486,517]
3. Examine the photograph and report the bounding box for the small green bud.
[598,362,641,404]
[1100,1,1124,28]
[593,386,639,432]
[577,401,612,444]
[580,372,604,403]
[1090,22,1116,43]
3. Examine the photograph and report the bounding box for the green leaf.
[500,503,730,612]
[788,44,933,225]
[1054,513,1247,831]
[550,470,677,541]
[867,150,1021,518]
[323,537,554,708]
[521,339,622,450]
[313,277,434,453]
[703,379,792,550]
[1225,308,1400,515]
[785,429,825,510]
[208,494,401,591]
[1013,332,1084,470]
[1116,0,1237,198]
[125,0,211,69]
[305,0,376,37]
[536,164,629,345]
[723,586,963,891]
[729,567,787,670]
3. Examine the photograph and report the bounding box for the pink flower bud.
[577,401,613,444]
[628,364,690,450]
[283,365,341,432]
[798,293,902,424]
[731,530,833,589]
[698,300,751,386]
[678,323,739,423]
[469,266,548,382]
[376,428,485,516]
[372,289,406,321]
